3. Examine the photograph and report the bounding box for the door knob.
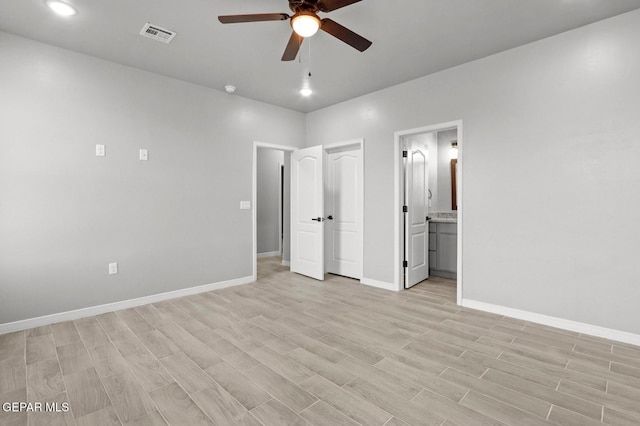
[311,217,325,222]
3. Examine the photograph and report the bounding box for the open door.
[404,141,429,288]
[291,145,325,280]
[325,146,362,280]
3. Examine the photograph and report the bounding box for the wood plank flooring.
[1,257,640,425]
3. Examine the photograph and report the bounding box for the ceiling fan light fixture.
[46,0,77,16]
[291,13,321,38]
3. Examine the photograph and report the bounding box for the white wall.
[0,32,305,324]
[257,149,284,254]
[307,10,640,334]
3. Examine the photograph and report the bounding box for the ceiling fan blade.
[320,18,372,52]
[218,13,289,24]
[317,0,362,12]
[282,31,303,61]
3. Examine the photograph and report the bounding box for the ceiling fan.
[218,0,372,61]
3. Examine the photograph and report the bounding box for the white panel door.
[291,145,325,280]
[405,144,429,288]
[325,148,362,279]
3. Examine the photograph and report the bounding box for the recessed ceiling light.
[300,88,313,97]
[224,85,236,94]
[46,0,77,17]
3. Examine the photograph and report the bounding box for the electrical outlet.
[139,149,148,161]
[96,144,105,157]
[108,262,118,275]
[240,201,251,210]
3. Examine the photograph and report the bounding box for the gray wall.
[256,149,284,255]
[0,32,305,324]
[3,10,640,336]
[306,10,640,334]
[435,129,458,213]
[426,134,438,214]
[282,152,291,263]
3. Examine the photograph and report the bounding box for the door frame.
[324,138,365,281]
[252,141,298,281]
[393,121,463,304]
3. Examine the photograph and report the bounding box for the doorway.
[289,139,364,282]
[394,121,463,304]
[256,149,285,259]
[252,142,297,281]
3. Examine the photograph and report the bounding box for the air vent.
[139,23,177,44]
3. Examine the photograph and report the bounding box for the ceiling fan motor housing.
[288,0,321,14]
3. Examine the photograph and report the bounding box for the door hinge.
[402,150,408,158]
[403,205,408,213]
[403,260,408,268]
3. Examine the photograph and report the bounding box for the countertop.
[429,212,457,224]
[430,217,457,223]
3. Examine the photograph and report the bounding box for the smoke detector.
[139,23,177,44]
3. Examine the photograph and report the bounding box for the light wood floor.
[2,258,640,426]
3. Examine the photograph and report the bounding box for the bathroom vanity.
[429,214,457,279]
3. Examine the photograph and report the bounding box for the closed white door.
[291,145,325,280]
[325,148,362,279]
[405,142,429,288]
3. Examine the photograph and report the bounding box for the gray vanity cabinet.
[428,222,457,279]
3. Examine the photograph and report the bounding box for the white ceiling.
[2,0,640,112]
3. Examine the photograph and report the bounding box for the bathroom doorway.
[394,121,463,304]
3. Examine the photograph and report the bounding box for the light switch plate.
[139,149,148,161]
[240,201,251,210]
[96,144,105,157]
[108,262,118,275]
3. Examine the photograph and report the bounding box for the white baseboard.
[281,260,290,266]
[361,277,397,292]
[462,299,640,347]
[0,276,254,335]
[257,251,281,259]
